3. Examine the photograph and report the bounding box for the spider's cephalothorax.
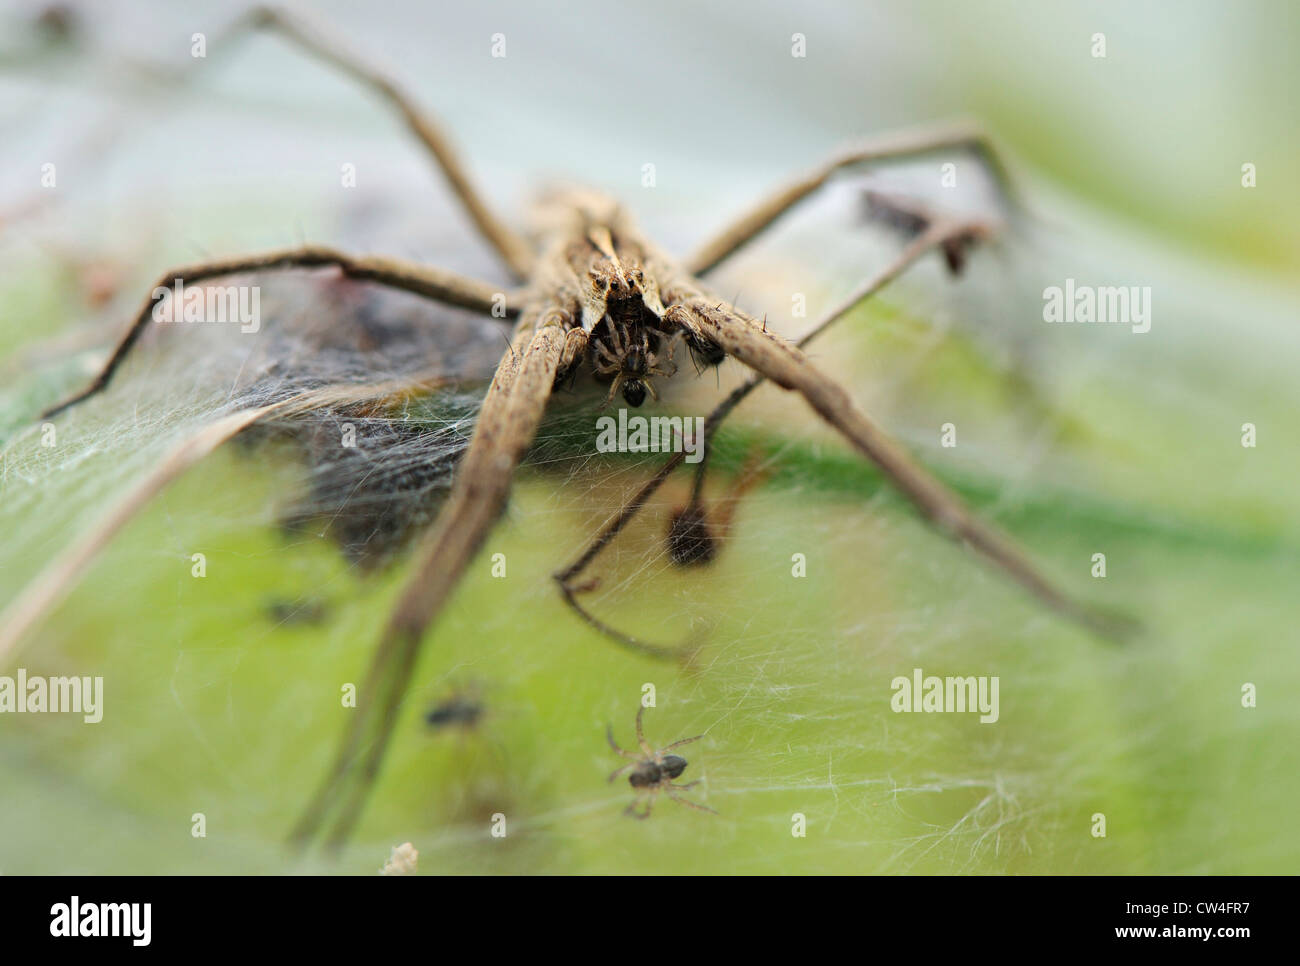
[528,189,723,407]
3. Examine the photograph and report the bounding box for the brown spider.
[13,6,1131,849]
[607,706,715,819]
[587,286,680,407]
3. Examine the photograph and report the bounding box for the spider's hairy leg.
[685,119,1016,276]
[665,785,716,815]
[217,5,535,277]
[289,315,566,849]
[634,705,654,758]
[38,246,521,421]
[658,733,704,754]
[607,724,639,761]
[625,794,655,820]
[677,295,1128,640]
[559,327,590,373]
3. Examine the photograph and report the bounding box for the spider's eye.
[621,380,647,408]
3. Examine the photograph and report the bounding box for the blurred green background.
[0,0,1297,873]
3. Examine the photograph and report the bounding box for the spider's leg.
[669,780,701,790]
[39,246,519,420]
[552,448,700,660]
[624,789,657,820]
[663,330,684,366]
[602,372,626,408]
[665,786,717,815]
[291,316,567,849]
[635,705,654,758]
[219,6,534,278]
[556,578,695,660]
[673,294,1131,641]
[606,724,639,760]
[674,223,974,509]
[658,734,704,753]
[606,316,626,355]
[559,328,589,374]
[702,449,771,548]
[608,764,636,783]
[685,119,1016,276]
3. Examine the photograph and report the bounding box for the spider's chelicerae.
[607,707,715,819]
[13,6,1131,848]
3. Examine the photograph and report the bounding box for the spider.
[590,315,679,407]
[15,6,1129,848]
[425,687,485,733]
[607,706,714,819]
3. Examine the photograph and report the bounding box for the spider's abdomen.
[629,762,665,788]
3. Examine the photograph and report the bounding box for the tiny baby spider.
[589,312,679,407]
[607,706,716,819]
[425,686,486,733]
